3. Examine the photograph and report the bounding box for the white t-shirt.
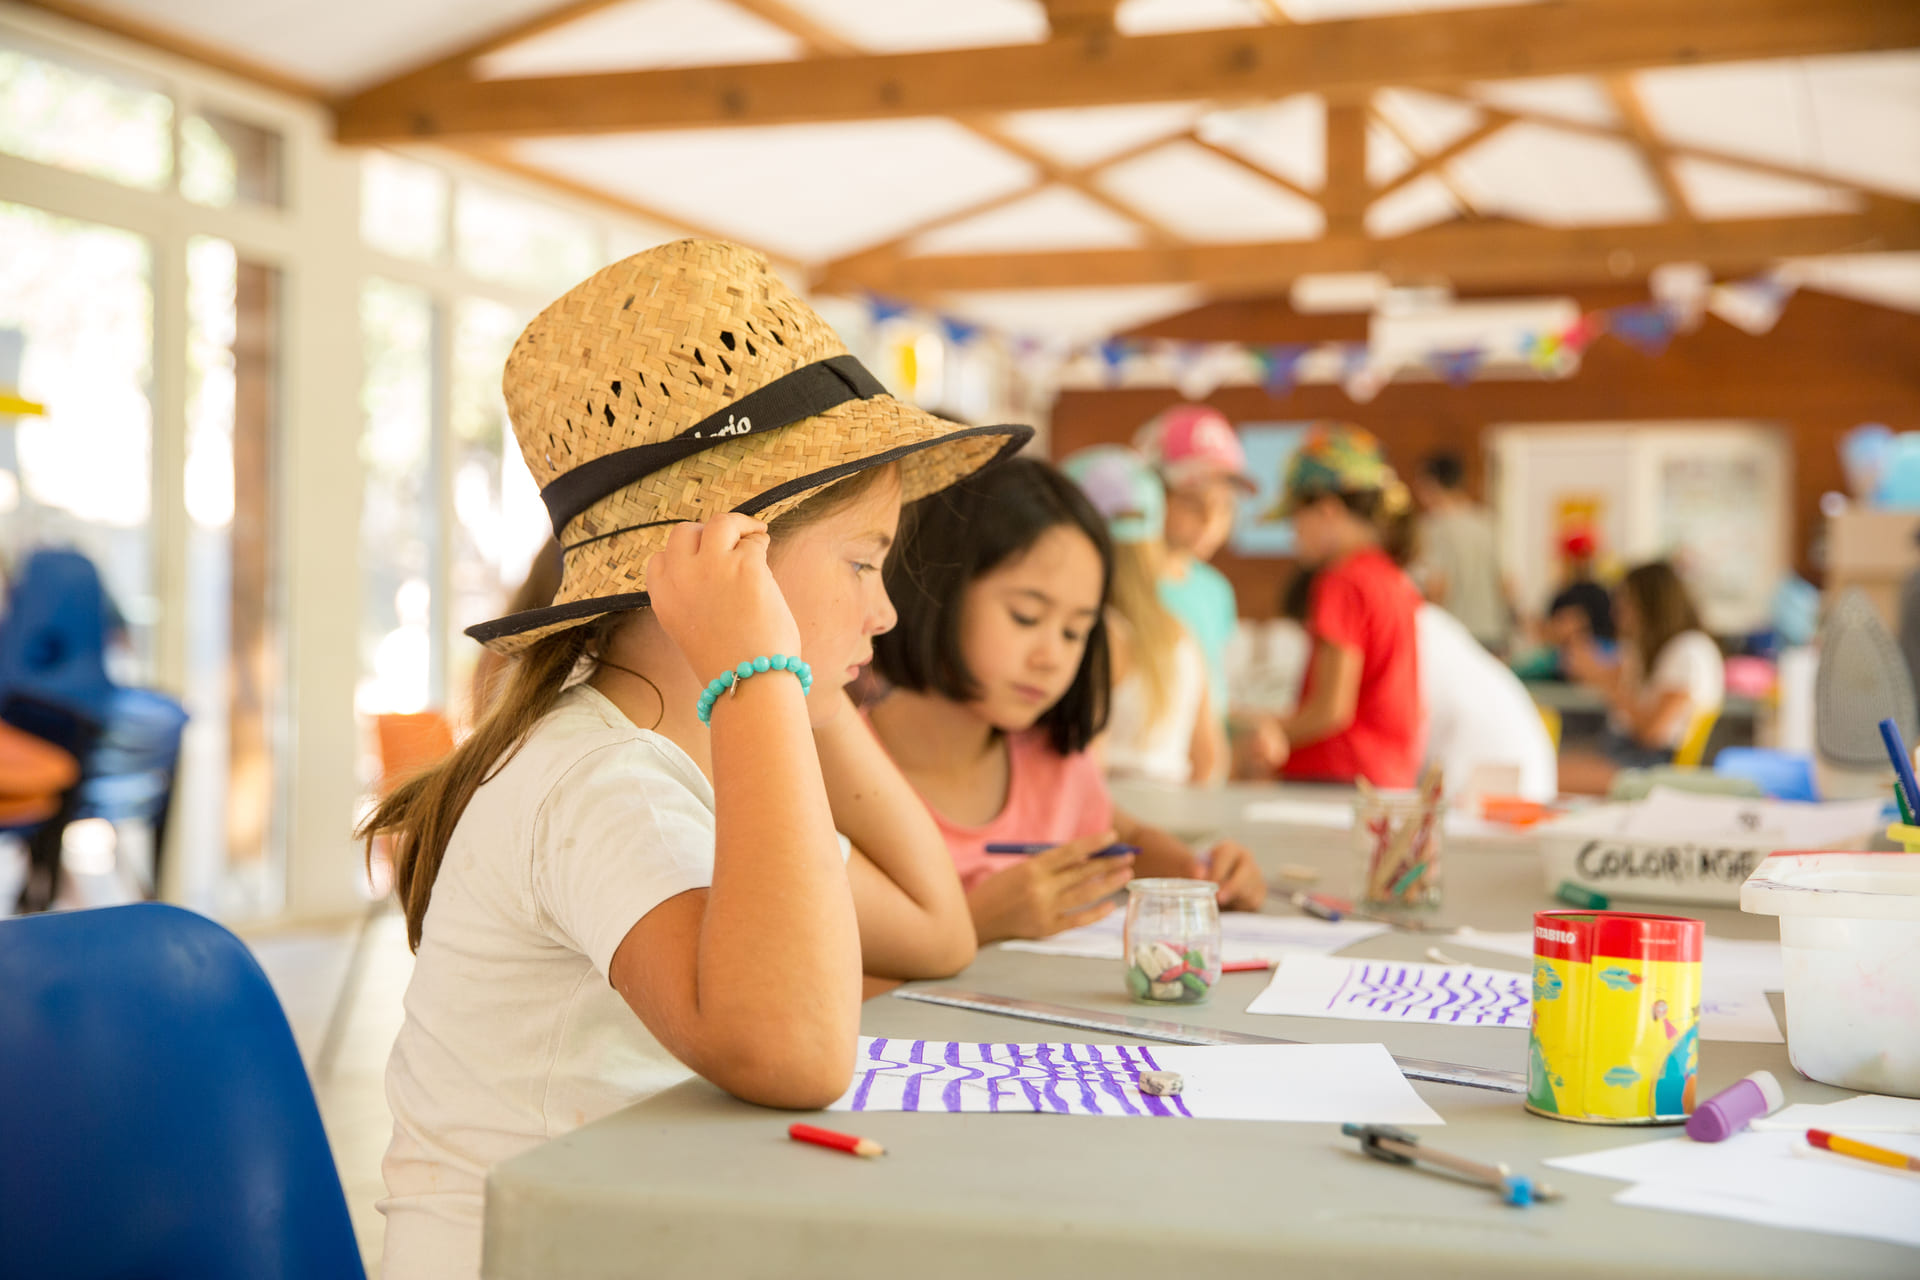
[379,684,717,1280]
[1643,630,1726,748]
[1416,605,1559,802]
[1105,632,1208,784]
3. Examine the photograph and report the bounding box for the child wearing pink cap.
[1132,405,1256,726]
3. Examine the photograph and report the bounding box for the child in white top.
[362,241,1029,1280]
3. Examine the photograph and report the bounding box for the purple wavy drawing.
[1328,961,1530,1026]
[832,1039,1195,1116]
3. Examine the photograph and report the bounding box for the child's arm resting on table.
[812,692,977,979]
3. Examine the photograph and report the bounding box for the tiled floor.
[247,907,415,1277]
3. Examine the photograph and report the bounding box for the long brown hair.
[1620,560,1703,672]
[363,465,892,952]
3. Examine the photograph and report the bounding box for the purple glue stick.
[1685,1070,1784,1142]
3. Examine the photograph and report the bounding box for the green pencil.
[1897,779,1917,828]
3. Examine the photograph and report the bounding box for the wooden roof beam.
[335,0,1920,142]
[818,201,1920,294]
[1607,74,1694,221]
[1042,0,1124,39]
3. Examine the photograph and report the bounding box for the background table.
[483,787,1909,1280]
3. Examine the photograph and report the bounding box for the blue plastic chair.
[0,547,117,728]
[1713,746,1819,802]
[0,903,367,1280]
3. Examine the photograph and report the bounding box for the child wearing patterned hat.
[1264,423,1426,788]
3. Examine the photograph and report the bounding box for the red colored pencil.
[789,1122,885,1158]
[1221,958,1273,972]
[1807,1129,1920,1173]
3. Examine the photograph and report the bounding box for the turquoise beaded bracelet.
[696,655,812,725]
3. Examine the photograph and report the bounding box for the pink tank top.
[926,730,1115,890]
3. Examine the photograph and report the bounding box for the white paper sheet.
[1245,954,1531,1027]
[1444,930,1784,1042]
[825,1038,1441,1124]
[1754,1095,1920,1134]
[1548,1129,1920,1250]
[999,911,1388,965]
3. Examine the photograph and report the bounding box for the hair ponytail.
[360,615,617,952]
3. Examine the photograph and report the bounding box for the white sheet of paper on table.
[826,1037,1441,1125]
[1445,930,1785,1043]
[999,911,1388,964]
[1753,1095,1920,1134]
[1547,1129,1920,1250]
[1245,954,1531,1027]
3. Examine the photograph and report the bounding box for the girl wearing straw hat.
[361,241,1028,1279]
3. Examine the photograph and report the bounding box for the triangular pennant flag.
[1607,303,1676,357]
[1255,344,1311,398]
[1428,347,1485,388]
[867,295,914,325]
[1097,338,1134,384]
[938,315,980,346]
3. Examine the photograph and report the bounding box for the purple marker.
[1685,1070,1784,1142]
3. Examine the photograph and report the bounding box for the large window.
[0,201,156,669]
[0,41,170,190]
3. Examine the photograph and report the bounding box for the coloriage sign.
[1528,911,1704,1125]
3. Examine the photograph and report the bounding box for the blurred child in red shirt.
[1263,425,1425,788]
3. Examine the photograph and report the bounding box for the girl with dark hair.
[867,457,1266,944]
[1566,559,1724,771]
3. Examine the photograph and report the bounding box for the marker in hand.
[986,842,1140,859]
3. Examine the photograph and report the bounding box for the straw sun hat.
[467,240,1031,653]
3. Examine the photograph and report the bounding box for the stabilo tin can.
[1527,910,1704,1124]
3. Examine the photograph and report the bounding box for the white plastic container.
[1741,852,1920,1098]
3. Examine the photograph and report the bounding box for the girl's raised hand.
[646,514,803,685]
[966,832,1135,943]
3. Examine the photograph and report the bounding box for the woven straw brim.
[470,400,1028,654]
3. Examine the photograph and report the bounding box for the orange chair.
[373,711,455,795]
[0,721,79,827]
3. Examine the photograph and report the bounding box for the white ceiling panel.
[511,118,1036,261]
[1282,0,1537,16]
[1375,87,1486,152]
[1098,140,1324,241]
[1117,0,1264,35]
[1451,123,1665,224]
[477,0,804,78]
[1196,96,1325,193]
[1672,157,1855,220]
[935,284,1205,344]
[1785,253,1920,315]
[911,185,1145,255]
[1367,173,1460,237]
[775,0,1046,53]
[74,0,561,92]
[1637,54,1920,200]
[995,103,1207,169]
[1469,74,1620,127]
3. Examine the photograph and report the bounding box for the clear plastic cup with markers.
[1354,791,1445,916]
[1123,879,1222,1005]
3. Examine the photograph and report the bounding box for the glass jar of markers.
[1353,791,1445,916]
[1123,879,1222,1006]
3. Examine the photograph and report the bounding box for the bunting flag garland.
[853,265,1810,403]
